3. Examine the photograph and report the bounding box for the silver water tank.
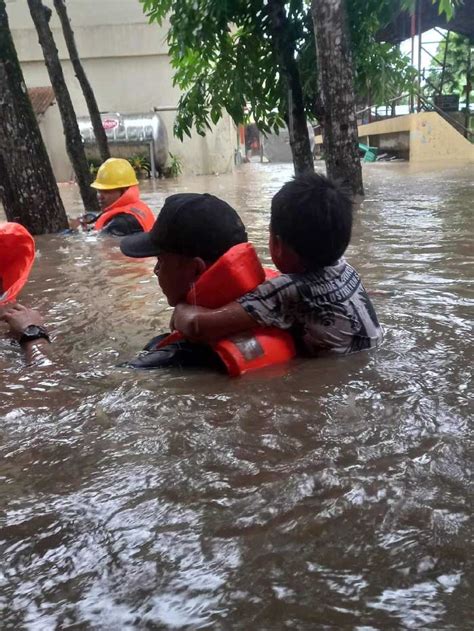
[78,111,169,172]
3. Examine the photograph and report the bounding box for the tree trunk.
[27,0,99,213]
[267,0,313,176]
[0,1,68,234]
[311,0,363,196]
[53,0,110,162]
[464,37,472,139]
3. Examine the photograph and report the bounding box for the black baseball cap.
[120,193,247,262]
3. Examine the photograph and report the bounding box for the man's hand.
[0,302,45,337]
[68,217,82,230]
[69,214,97,231]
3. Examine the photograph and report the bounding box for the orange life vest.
[0,222,35,305]
[94,185,155,232]
[159,242,295,376]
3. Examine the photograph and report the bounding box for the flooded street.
[1,162,472,629]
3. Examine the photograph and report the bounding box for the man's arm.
[172,302,258,343]
[1,303,51,365]
[21,338,51,365]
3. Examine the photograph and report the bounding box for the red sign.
[102,118,118,130]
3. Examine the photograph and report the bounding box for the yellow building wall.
[315,112,474,164]
[360,113,473,164]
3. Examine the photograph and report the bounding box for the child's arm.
[172,302,258,343]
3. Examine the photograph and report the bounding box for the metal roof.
[377,0,474,44]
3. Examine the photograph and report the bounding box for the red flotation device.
[159,242,295,376]
[94,186,155,232]
[0,222,35,305]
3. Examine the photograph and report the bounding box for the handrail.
[356,94,410,118]
[418,95,473,140]
[355,93,473,141]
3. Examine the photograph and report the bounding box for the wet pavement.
[0,162,472,629]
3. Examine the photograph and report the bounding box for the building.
[7,0,236,181]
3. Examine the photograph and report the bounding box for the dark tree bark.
[267,0,314,176]
[465,37,472,139]
[311,0,363,196]
[0,0,68,234]
[53,0,110,162]
[27,0,99,213]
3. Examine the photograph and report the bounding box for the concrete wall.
[358,113,474,164]
[38,104,73,182]
[359,132,410,160]
[7,0,236,180]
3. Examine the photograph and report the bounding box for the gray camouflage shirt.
[237,258,383,356]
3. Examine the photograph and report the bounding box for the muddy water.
[1,163,472,629]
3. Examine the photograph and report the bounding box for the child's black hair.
[270,172,353,269]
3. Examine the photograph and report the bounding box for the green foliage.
[88,160,100,176]
[401,0,460,21]
[347,0,418,104]
[165,152,183,178]
[425,32,473,98]
[142,0,290,138]
[355,42,418,104]
[127,154,151,177]
[140,0,457,137]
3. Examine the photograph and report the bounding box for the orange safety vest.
[158,242,295,376]
[94,185,155,232]
[0,222,35,305]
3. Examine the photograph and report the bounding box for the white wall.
[7,0,236,179]
[39,104,73,182]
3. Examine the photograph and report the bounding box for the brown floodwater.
[0,162,472,629]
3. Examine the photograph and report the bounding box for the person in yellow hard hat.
[70,158,155,236]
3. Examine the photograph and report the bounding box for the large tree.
[53,0,110,163]
[266,0,313,174]
[311,0,363,195]
[141,0,457,190]
[425,32,472,97]
[0,0,68,234]
[141,0,421,189]
[142,0,314,176]
[27,0,99,213]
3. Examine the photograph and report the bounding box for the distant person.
[0,222,50,364]
[70,158,155,236]
[119,193,295,374]
[172,173,384,357]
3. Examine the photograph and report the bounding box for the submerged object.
[0,222,35,305]
[136,243,296,376]
[359,142,378,162]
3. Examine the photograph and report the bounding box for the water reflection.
[0,163,472,628]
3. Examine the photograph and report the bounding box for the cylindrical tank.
[77,111,169,171]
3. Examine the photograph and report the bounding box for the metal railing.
[355,93,473,142]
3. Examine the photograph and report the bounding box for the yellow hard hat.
[91,158,139,190]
